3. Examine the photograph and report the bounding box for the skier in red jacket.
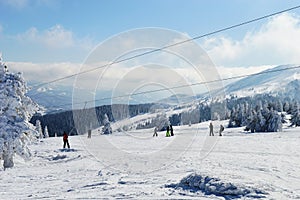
[63,132,70,148]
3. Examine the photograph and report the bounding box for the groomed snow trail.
[1,123,300,199]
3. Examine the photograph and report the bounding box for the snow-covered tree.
[0,57,39,169]
[245,110,256,133]
[44,126,49,138]
[153,113,169,131]
[102,113,112,134]
[255,110,266,132]
[267,109,282,132]
[35,120,43,139]
[283,101,290,113]
[291,102,300,127]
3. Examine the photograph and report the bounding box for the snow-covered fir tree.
[0,56,39,169]
[291,102,300,126]
[44,126,49,138]
[230,99,282,133]
[102,113,112,134]
[153,113,169,131]
[35,119,43,139]
[270,109,282,132]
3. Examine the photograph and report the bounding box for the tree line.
[30,104,157,136]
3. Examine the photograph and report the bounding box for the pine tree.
[291,102,300,127]
[102,114,112,134]
[152,113,169,131]
[0,57,39,169]
[228,107,236,128]
[35,120,43,139]
[255,110,265,132]
[267,109,282,132]
[283,101,290,113]
[245,110,257,133]
[44,126,49,138]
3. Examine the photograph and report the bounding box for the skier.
[87,129,92,138]
[153,127,158,137]
[63,131,70,148]
[166,126,171,137]
[219,124,224,136]
[170,125,174,136]
[209,122,214,136]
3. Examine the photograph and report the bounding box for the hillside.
[225,65,300,98]
[1,122,299,199]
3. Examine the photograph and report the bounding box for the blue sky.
[1,0,300,63]
[1,0,300,106]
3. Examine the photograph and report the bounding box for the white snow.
[1,122,300,199]
[224,64,300,97]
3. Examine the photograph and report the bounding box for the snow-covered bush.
[0,56,40,169]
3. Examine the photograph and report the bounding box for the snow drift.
[166,173,268,199]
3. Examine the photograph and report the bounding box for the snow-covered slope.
[1,122,300,199]
[225,64,300,98]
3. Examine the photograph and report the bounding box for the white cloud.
[203,13,300,67]
[17,25,78,49]
[44,25,74,48]
[7,61,79,86]
[6,61,205,92]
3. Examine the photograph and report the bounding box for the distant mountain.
[27,84,171,113]
[28,64,300,113]
[157,94,196,105]
[27,84,73,113]
[224,64,300,99]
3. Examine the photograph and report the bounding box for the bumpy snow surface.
[0,121,300,199]
[166,173,267,199]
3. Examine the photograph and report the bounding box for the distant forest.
[30,103,160,136]
[30,94,300,137]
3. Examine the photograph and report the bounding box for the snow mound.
[166,173,268,199]
[50,154,67,161]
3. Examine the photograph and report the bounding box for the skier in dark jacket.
[209,122,214,136]
[219,124,224,136]
[170,125,174,136]
[63,131,70,148]
[153,127,158,137]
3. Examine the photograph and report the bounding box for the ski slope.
[1,122,300,199]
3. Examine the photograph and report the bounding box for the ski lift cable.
[57,65,300,108]
[30,5,300,90]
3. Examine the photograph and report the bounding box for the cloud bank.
[203,13,300,67]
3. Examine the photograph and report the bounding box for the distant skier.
[209,122,214,136]
[170,125,174,136]
[166,126,171,137]
[219,124,224,136]
[63,131,70,148]
[87,129,92,138]
[153,127,158,137]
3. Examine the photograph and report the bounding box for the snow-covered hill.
[224,64,300,98]
[1,122,300,199]
[27,84,74,112]
[27,64,300,112]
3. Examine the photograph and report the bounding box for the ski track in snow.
[0,122,300,199]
